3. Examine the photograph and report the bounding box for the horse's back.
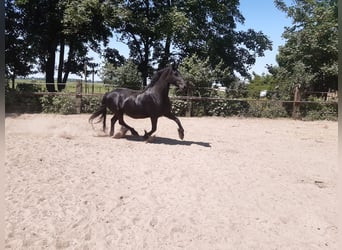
[103,88,139,112]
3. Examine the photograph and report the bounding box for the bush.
[171,100,188,116]
[246,100,288,118]
[82,96,102,113]
[172,99,292,118]
[5,83,42,113]
[40,94,77,114]
[190,100,209,116]
[16,83,42,92]
[40,96,56,113]
[207,100,250,117]
[301,102,337,121]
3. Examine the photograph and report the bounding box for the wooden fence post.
[292,84,301,119]
[75,80,82,114]
[186,87,193,117]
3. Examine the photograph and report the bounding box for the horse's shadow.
[125,135,211,148]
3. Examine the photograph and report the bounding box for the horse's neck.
[147,68,172,96]
[152,80,170,97]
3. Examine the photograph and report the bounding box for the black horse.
[89,65,187,140]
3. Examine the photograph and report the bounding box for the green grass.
[10,78,111,94]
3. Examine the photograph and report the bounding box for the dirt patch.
[5,114,338,249]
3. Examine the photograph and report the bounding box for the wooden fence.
[9,81,338,119]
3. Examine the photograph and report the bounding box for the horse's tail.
[89,94,107,132]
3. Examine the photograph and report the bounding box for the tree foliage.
[6,0,272,90]
[57,0,114,90]
[247,73,278,98]
[5,0,37,87]
[271,0,338,97]
[109,0,272,85]
[179,54,232,88]
[101,59,142,89]
[6,0,114,91]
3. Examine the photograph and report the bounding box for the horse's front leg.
[164,113,184,140]
[144,117,158,140]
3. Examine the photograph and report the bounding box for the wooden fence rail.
[10,81,337,119]
[20,90,337,119]
[27,92,338,105]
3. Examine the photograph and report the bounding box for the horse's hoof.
[119,127,129,137]
[113,132,122,139]
[145,135,156,143]
[178,129,184,140]
[143,130,150,140]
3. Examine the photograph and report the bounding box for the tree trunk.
[141,42,150,86]
[62,43,74,84]
[45,45,56,92]
[141,63,148,86]
[160,35,172,68]
[62,71,70,84]
[11,75,15,89]
[57,38,65,91]
[292,84,301,119]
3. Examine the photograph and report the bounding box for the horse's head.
[169,64,186,90]
[150,65,186,90]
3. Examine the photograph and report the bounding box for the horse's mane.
[143,66,171,90]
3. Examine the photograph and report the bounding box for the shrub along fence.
[5,82,338,121]
[170,97,337,120]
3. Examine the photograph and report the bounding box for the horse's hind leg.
[164,113,184,140]
[102,111,106,132]
[118,114,139,136]
[114,126,129,139]
[109,114,118,136]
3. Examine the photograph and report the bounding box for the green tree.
[111,0,272,86]
[113,1,160,85]
[247,72,278,98]
[273,0,338,96]
[179,54,232,97]
[8,0,274,91]
[176,1,272,80]
[179,54,213,90]
[13,0,63,92]
[60,0,114,90]
[5,0,37,87]
[102,48,126,68]
[101,59,142,89]
[9,0,114,92]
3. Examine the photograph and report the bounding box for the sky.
[237,0,292,75]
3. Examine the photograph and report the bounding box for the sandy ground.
[5,114,338,249]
